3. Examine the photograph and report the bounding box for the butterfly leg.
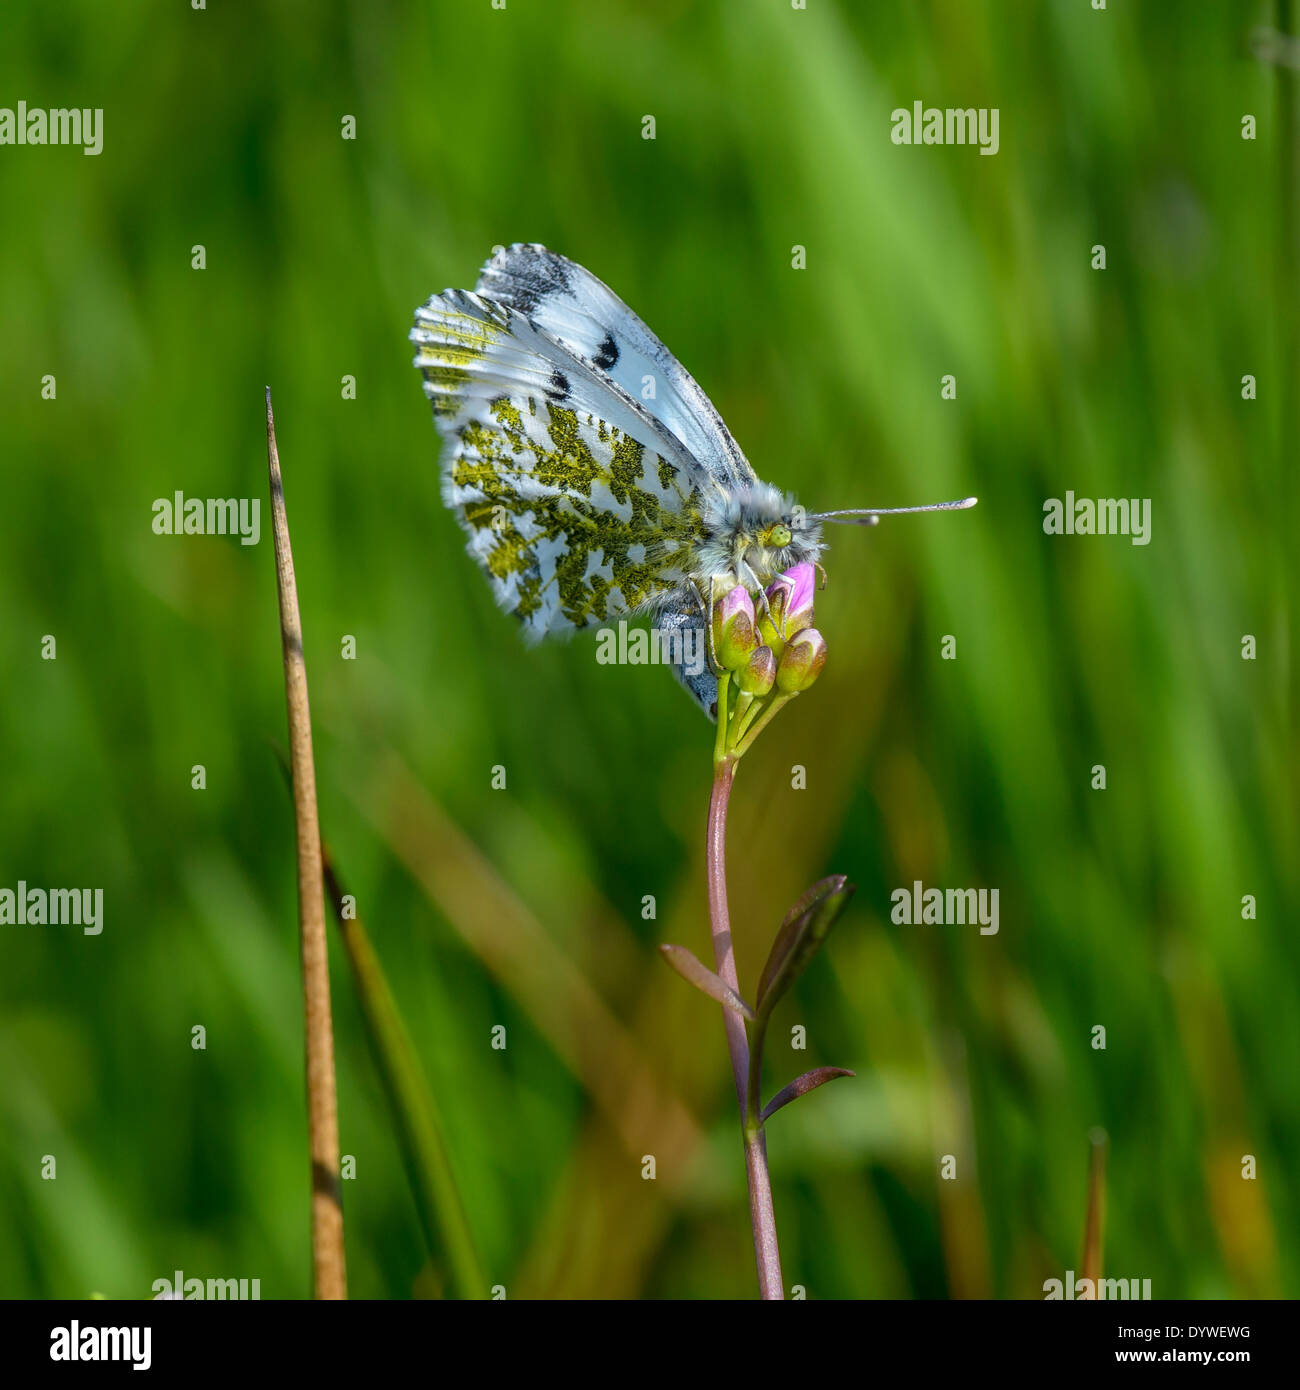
[692,576,721,674]
[740,560,780,638]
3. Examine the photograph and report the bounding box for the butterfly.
[410,243,975,719]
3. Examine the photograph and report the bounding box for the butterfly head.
[698,484,824,594]
[758,520,794,549]
[760,508,825,573]
[700,485,978,600]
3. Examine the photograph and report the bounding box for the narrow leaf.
[755,875,855,1017]
[760,1067,855,1124]
[1081,1127,1108,1284]
[659,944,756,1020]
[323,845,488,1300]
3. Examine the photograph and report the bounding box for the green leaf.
[760,1067,855,1123]
[659,944,756,1020]
[323,848,488,1301]
[755,875,855,1018]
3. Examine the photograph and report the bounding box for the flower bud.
[712,583,757,670]
[736,644,777,696]
[775,627,827,693]
[760,562,816,650]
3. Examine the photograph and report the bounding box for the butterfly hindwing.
[476,244,758,494]
[411,289,709,640]
[657,598,719,720]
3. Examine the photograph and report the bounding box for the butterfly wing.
[657,598,720,720]
[411,288,709,641]
[476,244,758,492]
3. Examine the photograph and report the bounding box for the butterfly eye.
[765,523,793,548]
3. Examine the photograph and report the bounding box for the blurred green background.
[1,0,1295,1299]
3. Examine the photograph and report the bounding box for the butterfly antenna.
[809,497,978,526]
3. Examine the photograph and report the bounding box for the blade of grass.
[322,846,487,1300]
[1081,1127,1108,1286]
[265,387,347,1300]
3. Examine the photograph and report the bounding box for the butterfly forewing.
[412,289,709,641]
[476,244,758,493]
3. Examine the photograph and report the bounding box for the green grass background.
[0,0,1295,1298]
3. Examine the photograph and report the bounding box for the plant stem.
[266,388,347,1300]
[713,673,731,764]
[745,1011,768,1133]
[733,693,795,759]
[1277,0,1299,746]
[706,757,784,1299]
[1081,1128,1108,1286]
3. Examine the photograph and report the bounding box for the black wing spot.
[592,334,620,370]
[491,247,571,313]
[548,368,570,401]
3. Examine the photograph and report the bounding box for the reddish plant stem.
[707,758,784,1300]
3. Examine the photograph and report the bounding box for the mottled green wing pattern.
[412,289,710,641]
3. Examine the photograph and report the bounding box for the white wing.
[657,599,720,721]
[411,288,708,641]
[476,244,758,491]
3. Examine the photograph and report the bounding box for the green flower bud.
[712,584,757,670]
[736,644,777,696]
[775,627,827,693]
[756,611,785,657]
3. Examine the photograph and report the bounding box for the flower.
[736,644,777,696]
[712,583,757,670]
[712,564,829,761]
[775,628,827,693]
[759,562,816,651]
